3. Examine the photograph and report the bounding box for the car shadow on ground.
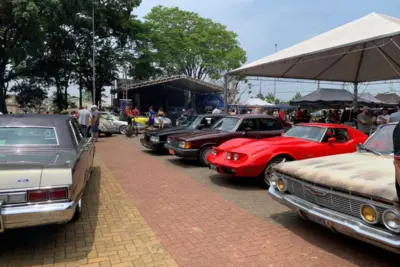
[269,211,399,266]
[166,158,204,168]
[0,166,101,266]
[141,149,169,156]
[209,174,263,191]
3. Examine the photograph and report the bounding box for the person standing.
[157,107,165,128]
[124,103,133,124]
[148,105,156,130]
[90,105,100,141]
[377,108,390,125]
[389,102,400,122]
[77,105,91,137]
[132,105,140,117]
[356,106,373,135]
[212,106,221,114]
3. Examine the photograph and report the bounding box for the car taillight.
[28,188,68,202]
[49,188,68,200]
[212,147,220,156]
[28,191,47,202]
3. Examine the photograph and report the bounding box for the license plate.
[304,212,330,228]
[209,164,217,170]
[169,149,175,155]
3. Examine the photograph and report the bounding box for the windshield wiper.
[358,146,382,156]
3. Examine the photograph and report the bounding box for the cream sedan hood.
[273,152,398,202]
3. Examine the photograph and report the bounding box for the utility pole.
[92,1,96,105]
[273,44,278,97]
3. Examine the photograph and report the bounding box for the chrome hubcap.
[264,158,286,185]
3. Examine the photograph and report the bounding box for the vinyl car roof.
[0,114,75,149]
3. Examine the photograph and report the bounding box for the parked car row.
[141,114,400,253]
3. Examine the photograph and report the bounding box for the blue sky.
[130,0,400,101]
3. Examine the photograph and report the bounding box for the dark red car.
[164,115,291,166]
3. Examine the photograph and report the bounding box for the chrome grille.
[280,174,387,223]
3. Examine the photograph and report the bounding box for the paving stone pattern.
[0,158,177,267]
[96,136,399,267]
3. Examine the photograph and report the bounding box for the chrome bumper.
[268,187,400,253]
[0,200,77,232]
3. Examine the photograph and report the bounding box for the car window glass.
[100,113,112,120]
[0,127,58,145]
[322,128,349,143]
[259,118,282,131]
[364,124,394,154]
[238,119,258,131]
[71,120,83,144]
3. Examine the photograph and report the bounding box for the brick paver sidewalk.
[0,158,177,267]
[97,136,397,267]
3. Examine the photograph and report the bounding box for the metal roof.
[123,75,224,94]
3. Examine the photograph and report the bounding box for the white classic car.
[0,114,95,231]
[269,123,400,253]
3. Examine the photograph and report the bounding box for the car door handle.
[255,135,261,138]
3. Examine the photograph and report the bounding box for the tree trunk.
[0,84,7,114]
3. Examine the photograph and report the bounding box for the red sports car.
[207,123,369,187]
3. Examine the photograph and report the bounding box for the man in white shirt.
[212,106,221,114]
[377,108,390,125]
[77,105,91,136]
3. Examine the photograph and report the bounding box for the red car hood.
[225,136,310,155]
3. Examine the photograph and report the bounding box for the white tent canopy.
[229,13,400,83]
[239,98,274,106]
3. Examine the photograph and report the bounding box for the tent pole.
[223,74,228,114]
[353,82,358,111]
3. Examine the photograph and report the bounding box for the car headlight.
[150,136,159,143]
[167,138,171,144]
[226,152,232,160]
[383,210,400,233]
[360,204,379,224]
[269,173,278,188]
[276,177,287,192]
[178,141,190,149]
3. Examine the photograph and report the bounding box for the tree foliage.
[144,6,247,80]
[10,82,48,112]
[264,93,281,104]
[291,92,302,100]
[0,0,154,113]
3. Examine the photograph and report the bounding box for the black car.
[140,114,225,152]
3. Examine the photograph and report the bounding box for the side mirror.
[197,124,205,129]
[245,127,252,132]
[328,137,336,143]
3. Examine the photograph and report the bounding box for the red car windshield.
[284,125,326,142]
[363,124,395,155]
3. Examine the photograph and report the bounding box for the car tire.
[260,156,289,188]
[199,146,212,166]
[119,125,127,134]
[69,199,82,223]
[105,132,112,137]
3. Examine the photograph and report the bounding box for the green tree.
[144,6,247,80]
[0,0,60,113]
[264,93,281,104]
[10,82,48,112]
[291,92,302,100]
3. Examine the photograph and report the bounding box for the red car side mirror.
[328,137,336,143]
